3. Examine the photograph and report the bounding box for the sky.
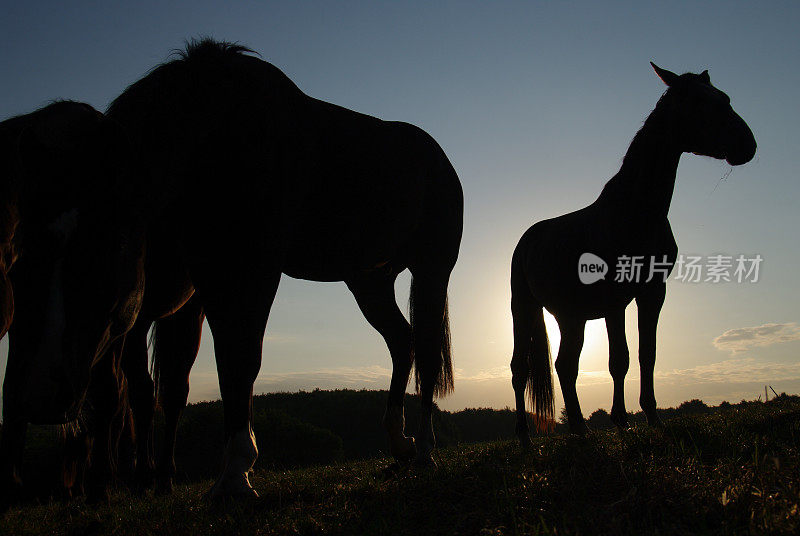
[1,1,799,417]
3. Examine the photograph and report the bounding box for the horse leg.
[120,319,155,492]
[116,400,136,485]
[0,343,29,508]
[346,273,415,462]
[60,422,90,499]
[606,308,630,429]
[0,417,26,509]
[636,282,666,427]
[554,315,587,435]
[154,299,204,494]
[407,268,453,467]
[84,340,126,503]
[203,272,280,499]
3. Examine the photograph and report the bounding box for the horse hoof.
[155,478,174,496]
[649,419,665,430]
[85,486,111,505]
[206,474,259,500]
[611,415,630,431]
[391,436,417,463]
[412,452,437,469]
[570,422,590,437]
[206,486,259,501]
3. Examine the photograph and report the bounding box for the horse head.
[651,62,756,166]
[3,102,145,424]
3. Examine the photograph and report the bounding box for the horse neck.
[597,104,682,226]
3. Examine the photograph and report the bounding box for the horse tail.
[148,321,161,408]
[527,301,554,430]
[511,258,554,431]
[410,277,454,398]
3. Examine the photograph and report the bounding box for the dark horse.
[510,64,756,441]
[0,102,146,502]
[106,39,463,497]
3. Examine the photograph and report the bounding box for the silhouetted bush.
[587,408,613,430]
[677,399,709,415]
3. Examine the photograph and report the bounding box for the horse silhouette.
[0,101,146,503]
[105,39,463,497]
[510,64,756,442]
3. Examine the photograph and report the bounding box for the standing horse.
[0,102,146,503]
[510,64,756,441]
[106,39,463,497]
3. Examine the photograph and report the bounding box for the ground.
[2,397,799,535]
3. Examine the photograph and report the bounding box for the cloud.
[713,322,800,353]
[254,365,393,390]
[656,357,800,385]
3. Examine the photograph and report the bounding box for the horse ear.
[699,70,711,84]
[650,62,679,86]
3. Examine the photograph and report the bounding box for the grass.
[2,397,800,535]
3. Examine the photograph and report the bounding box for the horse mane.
[107,38,256,115]
[601,70,712,199]
[171,37,258,61]
[599,69,720,203]
[105,37,299,154]
[0,101,97,138]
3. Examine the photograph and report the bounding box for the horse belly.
[282,215,413,281]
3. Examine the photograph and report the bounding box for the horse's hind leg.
[407,266,453,467]
[154,298,204,494]
[201,271,280,498]
[120,319,155,492]
[346,272,415,462]
[554,315,587,435]
[606,308,630,429]
[636,282,666,427]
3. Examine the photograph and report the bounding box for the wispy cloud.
[713,322,800,354]
[656,357,800,384]
[254,365,392,389]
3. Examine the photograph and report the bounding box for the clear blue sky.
[2,1,798,414]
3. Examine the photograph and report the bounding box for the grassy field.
[2,397,800,535]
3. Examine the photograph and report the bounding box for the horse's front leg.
[554,315,587,435]
[154,298,204,494]
[606,308,630,429]
[120,320,155,492]
[635,282,666,427]
[346,273,415,463]
[202,272,280,499]
[0,416,26,509]
[0,335,28,508]
[85,340,127,503]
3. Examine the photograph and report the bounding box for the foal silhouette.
[510,64,756,442]
[106,39,463,497]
